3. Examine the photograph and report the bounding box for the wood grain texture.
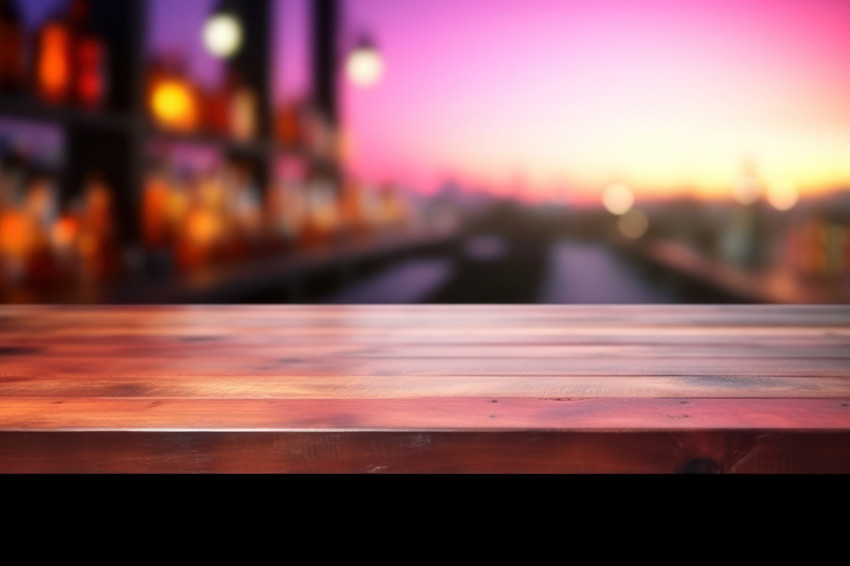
[0,305,848,473]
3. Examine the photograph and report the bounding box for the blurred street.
[301,234,739,305]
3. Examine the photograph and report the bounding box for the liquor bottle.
[77,174,115,280]
[69,0,108,109]
[0,156,40,284]
[205,83,231,135]
[275,101,304,146]
[268,157,308,244]
[21,172,59,283]
[35,4,74,104]
[0,0,25,92]
[231,162,261,244]
[227,70,257,141]
[142,163,172,251]
[339,179,364,236]
[178,175,221,272]
[23,171,59,233]
[50,212,80,272]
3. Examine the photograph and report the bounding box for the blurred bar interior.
[0,0,848,304]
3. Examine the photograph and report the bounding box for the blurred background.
[0,0,848,304]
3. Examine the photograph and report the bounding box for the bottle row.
[1,0,334,158]
[147,55,338,159]
[0,0,109,109]
[0,140,412,295]
[142,148,410,274]
[784,219,850,280]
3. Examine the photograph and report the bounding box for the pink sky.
[340,0,850,201]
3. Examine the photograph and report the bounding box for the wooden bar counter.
[1,305,848,473]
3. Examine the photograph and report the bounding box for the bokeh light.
[202,13,243,59]
[150,80,198,131]
[602,184,634,216]
[767,182,800,211]
[346,44,384,87]
[618,209,649,239]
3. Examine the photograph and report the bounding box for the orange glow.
[77,232,97,260]
[187,210,219,247]
[37,24,72,103]
[178,207,221,271]
[143,176,171,249]
[166,190,188,227]
[151,79,199,131]
[85,180,113,236]
[0,211,36,258]
[51,216,79,250]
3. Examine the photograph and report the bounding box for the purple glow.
[274,0,312,104]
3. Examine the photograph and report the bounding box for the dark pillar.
[312,0,339,126]
[228,0,272,139]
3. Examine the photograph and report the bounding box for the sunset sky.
[341,0,850,202]
[14,0,850,203]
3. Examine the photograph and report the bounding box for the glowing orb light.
[151,80,198,131]
[767,182,800,211]
[203,13,243,59]
[602,184,634,215]
[346,41,384,87]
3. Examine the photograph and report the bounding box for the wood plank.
[1,359,847,379]
[1,307,848,389]
[0,375,846,399]
[0,305,848,473]
[3,304,849,325]
[1,398,848,431]
[0,431,846,473]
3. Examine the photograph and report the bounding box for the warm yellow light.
[187,210,220,247]
[602,184,634,215]
[767,182,799,211]
[203,14,243,59]
[346,46,383,87]
[618,209,649,239]
[151,80,197,131]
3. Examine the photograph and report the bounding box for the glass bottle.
[70,0,108,109]
[34,5,73,104]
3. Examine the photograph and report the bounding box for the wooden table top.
[1,305,848,473]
